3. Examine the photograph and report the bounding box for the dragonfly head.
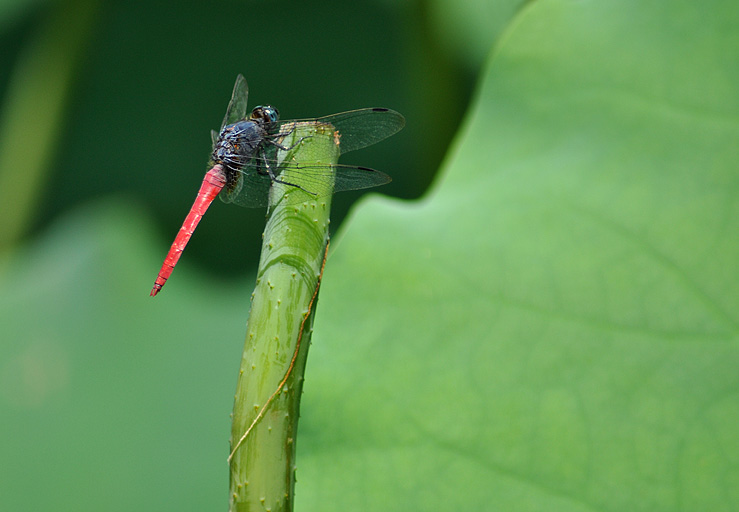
[250,105,279,128]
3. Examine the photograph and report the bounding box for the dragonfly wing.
[220,161,390,208]
[272,162,391,195]
[220,74,249,132]
[218,164,272,208]
[312,108,405,155]
[330,164,392,192]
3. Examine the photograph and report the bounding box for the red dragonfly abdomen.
[150,165,227,296]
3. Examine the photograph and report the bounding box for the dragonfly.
[150,75,405,296]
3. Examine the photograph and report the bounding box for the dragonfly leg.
[259,148,317,196]
[266,133,310,152]
[267,125,313,151]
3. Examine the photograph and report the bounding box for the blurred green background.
[1,0,737,511]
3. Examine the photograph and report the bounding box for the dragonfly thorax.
[211,119,270,169]
[210,104,281,171]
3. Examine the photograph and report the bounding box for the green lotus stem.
[228,122,338,512]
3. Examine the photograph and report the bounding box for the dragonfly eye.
[252,105,279,125]
[265,106,279,124]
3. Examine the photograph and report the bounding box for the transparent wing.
[281,108,405,155]
[220,74,249,132]
[218,167,271,208]
[219,160,391,208]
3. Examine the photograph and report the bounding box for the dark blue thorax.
[212,119,270,172]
